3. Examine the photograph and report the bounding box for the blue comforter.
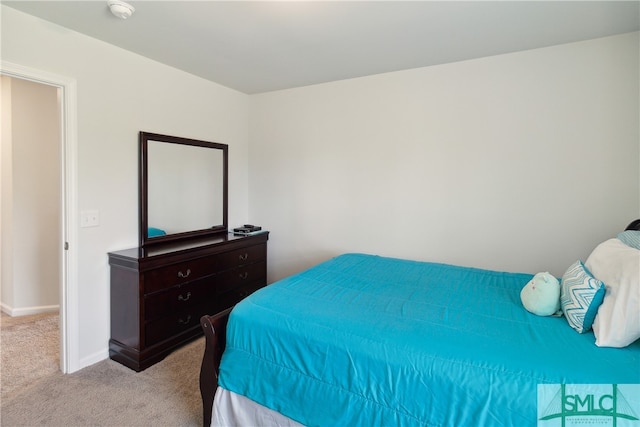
[218,253,640,426]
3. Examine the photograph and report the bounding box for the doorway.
[1,75,60,312]
[1,76,61,394]
[1,61,79,374]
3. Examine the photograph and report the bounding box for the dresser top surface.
[108,231,269,263]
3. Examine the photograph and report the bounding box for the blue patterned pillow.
[560,260,606,333]
[617,230,640,250]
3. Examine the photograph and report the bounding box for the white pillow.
[586,238,640,348]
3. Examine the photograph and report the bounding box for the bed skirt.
[211,387,303,427]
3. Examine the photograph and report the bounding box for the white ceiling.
[4,1,640,94]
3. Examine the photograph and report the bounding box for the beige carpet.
[1,312,60,400]
[1,313,205,426]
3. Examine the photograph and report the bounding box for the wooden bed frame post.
[199,308,232,427]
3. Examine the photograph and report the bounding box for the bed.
[199,221,640,427]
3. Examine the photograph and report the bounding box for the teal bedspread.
[218,253,640,426]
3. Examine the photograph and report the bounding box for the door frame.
[1,60,79,374]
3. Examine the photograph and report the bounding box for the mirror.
[139,132,228,247]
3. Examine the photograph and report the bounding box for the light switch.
[80,210,100,227]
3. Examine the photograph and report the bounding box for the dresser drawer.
[143,256,219,294]
[217,280,266,309]
[145,301,213,347]
[144,277,217,321]
[216,261,266,294]
[218,244,266,270]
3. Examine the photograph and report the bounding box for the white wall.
[1,5,251,370]
[1,76,13,311]
[0,76,60,315]
[249,32,640,281]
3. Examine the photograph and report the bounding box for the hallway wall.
[1,76,60,316]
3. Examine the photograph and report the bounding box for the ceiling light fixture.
[107,0,135,20]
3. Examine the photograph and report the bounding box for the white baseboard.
[1,303,59,317]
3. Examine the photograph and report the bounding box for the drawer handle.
[177,269,191,279]
[177,315,192,325]
[177,292,191,302]
[238,253,249,261]
[239,272,249,280]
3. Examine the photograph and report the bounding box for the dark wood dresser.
[108,231,269,371]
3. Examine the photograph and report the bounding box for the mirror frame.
[139,131,228,247]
